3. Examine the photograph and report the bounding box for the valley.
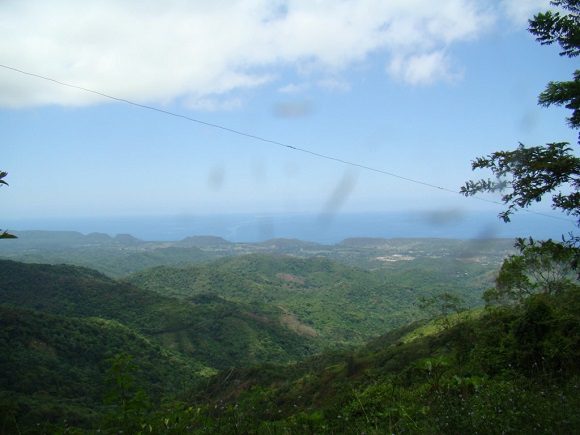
[3,0,579,432]
[0,232,577,433]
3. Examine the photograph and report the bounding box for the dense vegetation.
[1,248,578,433]
[0,305,199,430]
[189,290,580,433]
[0,231,217,277]
[127,254,493,346]
[0,258,320,373]
[0,244,502,433]
[4,285,576,433]
[182,288,580,434]
[0,230,513,278]
[1,2,578,432]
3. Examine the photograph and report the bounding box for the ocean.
[3,210,574,244]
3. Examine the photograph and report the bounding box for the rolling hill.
[0,305,199,428]
[0,259,319,369]
[187,288,580,433]
[126,254,493,346]
[0,231,514,278]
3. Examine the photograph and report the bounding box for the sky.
[1,0,577,231]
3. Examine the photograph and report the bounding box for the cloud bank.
[0,0,534,108]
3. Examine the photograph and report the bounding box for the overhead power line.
[0,63,574,224]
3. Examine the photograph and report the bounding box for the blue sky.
[1,0,576,230]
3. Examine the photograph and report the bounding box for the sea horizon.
[3,210,574,244]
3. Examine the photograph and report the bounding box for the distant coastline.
[2,211,572,244]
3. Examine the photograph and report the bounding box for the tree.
[0,171,16,239]
[461,0,579,224]
[531,1,580,128]
[483,238,578,304]
[462,0,579,303]
[461,143,580,225]
[417,292,465,328]
[103,353,151,432]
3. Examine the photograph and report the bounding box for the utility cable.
[0,63,574,224]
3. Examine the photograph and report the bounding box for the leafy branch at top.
[461,143,580,224]
[529,0,580,58]
[539,70,580,129]
[462,0,580,305]
[462,1,579,226]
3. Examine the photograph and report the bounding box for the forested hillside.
[0,259,320,372]
[4,285,576,433]
[185,288,580,433]
[2,0,579,433]
[127,254,492,345]
[1,249,578,433]
[0,230,513,277]
[0,249,499,432]
[0,305,199,429]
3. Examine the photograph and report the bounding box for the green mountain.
[127,254,492,346]
[0,259,319,369]
[0,231,514,278]
[0,231,216,276]
[187,288,580,433]
[1,254,578,433]
[0,305,199,429]
[0,258,328,429]
[177,235,232,248]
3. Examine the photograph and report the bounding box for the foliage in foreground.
[179,288,580,434]
[463,0,580,309]
[0,306,199,431]
[462,0,579,226]
[10,287,576,434]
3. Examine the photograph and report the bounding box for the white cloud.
[278,83,310,94]
[500,0,551,26]
[388,51,458,86]
[0,0,496,108]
